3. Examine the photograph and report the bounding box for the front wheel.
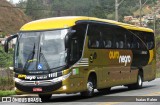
[80,77,95,97]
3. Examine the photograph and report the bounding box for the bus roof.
[20,16,153,32]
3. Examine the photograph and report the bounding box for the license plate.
[33,88,42,92]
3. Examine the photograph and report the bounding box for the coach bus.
[4,16,156,101]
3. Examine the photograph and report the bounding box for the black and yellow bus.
[4,16,156,100]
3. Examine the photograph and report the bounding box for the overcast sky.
[7,0,22,4]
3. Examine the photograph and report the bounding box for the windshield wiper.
[24,43,36,70]
[39,46,50,70]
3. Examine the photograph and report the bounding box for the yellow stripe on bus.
[148,50,154,64]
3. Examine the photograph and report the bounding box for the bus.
[4,16,156,101]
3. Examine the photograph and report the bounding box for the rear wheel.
[136,73,143,88]
[39,94,52,102]
[80,76,96,97]
[128,72,143,89]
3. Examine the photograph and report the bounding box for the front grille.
[18,79,59,86]
[15,82,62,93]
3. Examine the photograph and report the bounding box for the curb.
[10,94,38,98]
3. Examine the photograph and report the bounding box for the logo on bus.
[89,52,97,63]
[18,74,26,78]
[109,51,131,66]
[119,55,131,66]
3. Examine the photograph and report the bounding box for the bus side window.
[102,27,113,49]
[119,41,124,48]
[114,29,125,49]
[146,33,154,50]
[88,24,101,49]
[147,42,153,49]
[131,37,139,49]
[129,31,145,50]
[96,40,100,47]
[105,40,112,48]
[70,38,79,62]
[116,42,119,48]
[126,32,131,49]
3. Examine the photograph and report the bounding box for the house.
[124,16,133,22]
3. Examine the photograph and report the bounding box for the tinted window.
[114,30,125,49]
[88,23,124,49]
[88,23,154,50]
[88,24,104,49]
[126,30,147,50]
[125,32,132,49]
[131,31,154,50]
[146,33,154,50]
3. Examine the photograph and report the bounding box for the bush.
[0,45,14,90]
[0,45,13,68]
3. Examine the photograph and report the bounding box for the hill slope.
[0,0,31,34]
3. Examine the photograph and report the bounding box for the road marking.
[98,102,121,105]
[145,91,160,96]
[97,91,160,105]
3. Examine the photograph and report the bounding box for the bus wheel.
[136,72,143,88]
[80,76,95,97]
[39,94,52,102]
[128,72,143,89]
[98,87,111,94]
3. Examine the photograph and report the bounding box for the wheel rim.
[138,75,142,86]
[87,81,93,93]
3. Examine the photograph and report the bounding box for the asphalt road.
[1,78,160,105]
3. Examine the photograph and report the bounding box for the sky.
[7,0,21,4]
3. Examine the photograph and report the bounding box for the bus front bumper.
[14,72,72,94]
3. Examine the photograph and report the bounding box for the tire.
[80,76,95,97]
[136,73,143,88]
[39,94,52,102]
[98,87,111,94]
[128,72,143,89]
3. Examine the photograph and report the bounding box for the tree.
[16,0,157,21]
[25,0,49,19]
[0,45,12,68]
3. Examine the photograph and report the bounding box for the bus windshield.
[15,29,68,71]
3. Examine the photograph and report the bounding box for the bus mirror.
[65,35,69,48]
[70,30,76,34]
[4,34,18,53]
[65,30,76,48]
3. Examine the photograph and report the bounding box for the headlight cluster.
[14,72,71,85]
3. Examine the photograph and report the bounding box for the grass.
[0,90,15,97]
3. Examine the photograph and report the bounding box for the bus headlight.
[62,85,67,90]
[13,72,71,85]
[14,77,22,83]
[51,72,71,83]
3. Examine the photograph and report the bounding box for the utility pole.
[115,0,118,21]
[115,0,124,21]
[139,0,142,26]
